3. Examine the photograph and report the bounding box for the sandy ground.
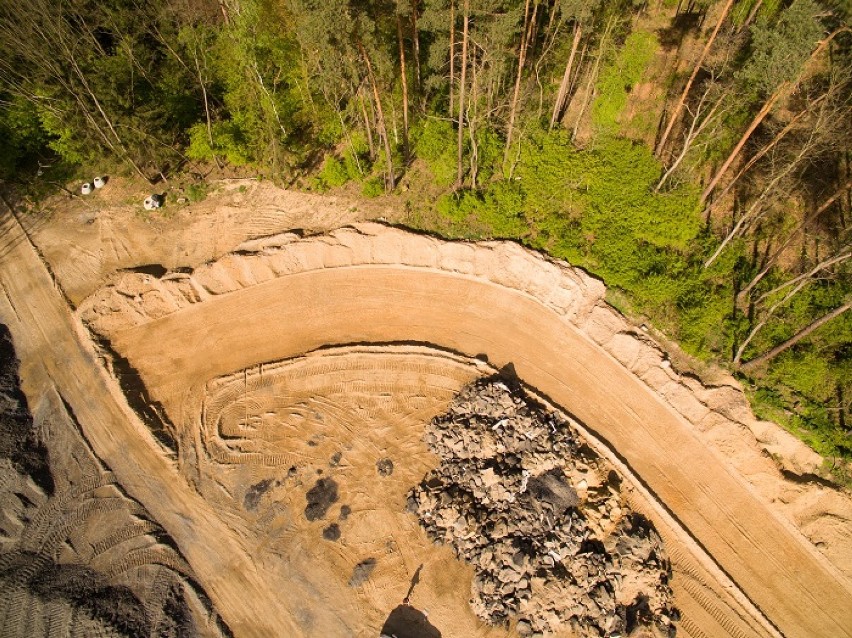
[24,178,390,305]
[2,182,851,637]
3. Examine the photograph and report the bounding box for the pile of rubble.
[408,377,677,637]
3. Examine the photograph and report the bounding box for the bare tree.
[656,0,736,157]
[701,93,829,221]
[358,41,395,190]
[410,0,422,97]
[550,22,582,130]
[397,11,410,155]
[739,179,852,300]
[740,298,852,371]
[701,27,848,205]
[504,0,539,173]
[655,82,725,191]
[705,124,823,268]
[734,250,851,365]
[449,0,456,117]
[571,14,617,142]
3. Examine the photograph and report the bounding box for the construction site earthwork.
[0,178,850,638]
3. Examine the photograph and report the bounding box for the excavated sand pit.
[1,202,852,637]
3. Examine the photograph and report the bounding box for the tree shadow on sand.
[380,565,441,638]
[379,604,442,638]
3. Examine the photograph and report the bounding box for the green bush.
[412,118,457,188]
[187,121,251,166]
[361,177,384,197]
[314,155,351,190]
[185,182,209,203]
[433,129,713,358]
[592,31,658,134]
[0,95,47,176]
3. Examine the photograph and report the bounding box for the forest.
[0,0,850,475]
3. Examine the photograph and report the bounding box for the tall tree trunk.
[449,0,456,118]
[455,0,469,189]
[700,87,782,205]
[359,87,376,159]
[359,43,395,190]
[397,14,410,156]
[739,179,852,301]
[550,23,582,130]
[656,0,735,157]
[218,0,230,24]
[740,300,852,371]
[701,28,848,204]
[572,16,616,142]
[527,0,542,57]
[504,0,533,170]
[469,57,480,189]
[411,0,422,97]
[193,47,221,170]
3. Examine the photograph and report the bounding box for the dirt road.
[0,212,299,636]
[112,264,852,638]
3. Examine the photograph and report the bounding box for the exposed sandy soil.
[1,182,851,637]
[23,177,392,306]
[0,323,228,637]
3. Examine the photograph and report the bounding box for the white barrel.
[81,183,93,195]
[93,176,106,188]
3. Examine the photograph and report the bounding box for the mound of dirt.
[410,377,676,637]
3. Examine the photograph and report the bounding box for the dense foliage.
[0,0,849,470]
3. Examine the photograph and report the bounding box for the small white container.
[93,176,106,189]
[81,183,93,195]
[143,194,162,210]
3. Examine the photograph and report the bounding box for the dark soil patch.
[348,558,376,587]
[322,523,341,541]
[0,324,54,494]
[243,479,273,511]
[304,478,339,521]
[376,458,394,476]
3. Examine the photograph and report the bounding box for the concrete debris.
[408,377,677,637]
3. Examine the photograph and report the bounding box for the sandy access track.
[0,213,301,635]
[79,222,852,638]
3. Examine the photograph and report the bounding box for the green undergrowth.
[407,127,850,469]
[592,31,659,135]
